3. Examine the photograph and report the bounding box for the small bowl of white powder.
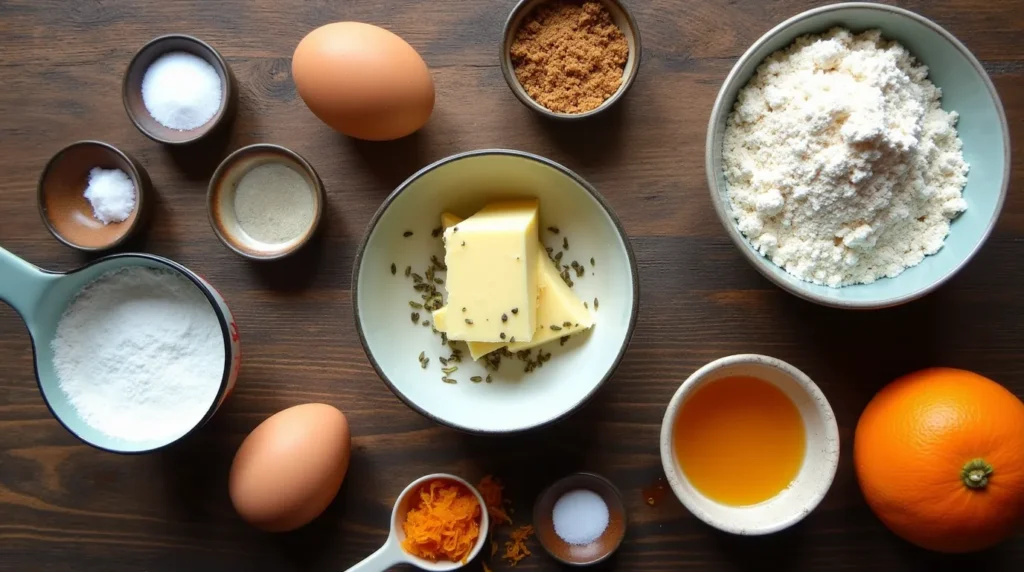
[122,34,235,145]
[706,3,1009,308]
[207,144,325,260]
[533,473,626,566]
[38,140,150,251]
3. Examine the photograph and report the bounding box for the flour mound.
[52,267,225,443]
[723,28,969,287]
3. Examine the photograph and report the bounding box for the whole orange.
[854,368,1024,553]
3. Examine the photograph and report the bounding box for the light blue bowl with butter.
[706,2,1009,309]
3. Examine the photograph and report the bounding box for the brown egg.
[292,22,435,141]
[229,403,351,532]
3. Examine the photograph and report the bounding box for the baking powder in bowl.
[233,163,315,244]
[52,267,224,443]
[552,489,609,546]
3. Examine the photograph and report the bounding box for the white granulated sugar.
[552,489,609,546]
[52,267,225,443]
[723,28,969,287]
[83,167,136,224]
[141,51,223,131]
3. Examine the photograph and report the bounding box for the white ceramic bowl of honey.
[659,354,839,535]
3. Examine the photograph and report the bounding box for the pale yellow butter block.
[440,211,462,229]
[441,200,540,343]
[433,245,594,360]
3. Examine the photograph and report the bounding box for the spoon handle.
[0,246,55,323]
[345,538,406,572]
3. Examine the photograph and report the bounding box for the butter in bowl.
[432,201,594,361]
[353,150,639,434]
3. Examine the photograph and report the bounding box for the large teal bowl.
[706,3,1009,309]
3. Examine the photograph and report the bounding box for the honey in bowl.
[673,375,806,506]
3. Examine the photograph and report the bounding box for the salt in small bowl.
[123,34,236,145]
[38,140,151,252]
[533,472,627,566]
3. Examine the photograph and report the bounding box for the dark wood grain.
[1,1,1022,570]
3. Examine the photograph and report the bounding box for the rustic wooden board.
[0,1,1021,570]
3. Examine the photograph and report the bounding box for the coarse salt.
[52,267,225,443]
[552,489,609,546]
[83,167,136,224]
[141,51,223,131]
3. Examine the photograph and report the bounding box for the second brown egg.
[228,403,352,532]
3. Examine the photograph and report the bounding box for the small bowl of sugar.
[38,140,151,251]
[123,34,236,145]
[533,472,627,566]
[207,143,325,260]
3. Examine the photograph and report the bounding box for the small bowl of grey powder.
[207,144,325,260]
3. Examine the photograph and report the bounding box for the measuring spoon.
[0,246,241,453]
[347,473,490,571]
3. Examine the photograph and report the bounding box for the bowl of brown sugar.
[501,0,641,119]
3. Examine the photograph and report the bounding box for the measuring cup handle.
[345,537,406,572]
[0,246,54,322]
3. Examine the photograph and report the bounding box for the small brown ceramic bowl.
[533,472,627,566]
[207,144,325,261]
[501,0,642,120]
[38,141,150,252]
[123,34,236,145]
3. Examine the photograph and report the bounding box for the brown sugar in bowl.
[501,0,642,120]
[38,141,151,252]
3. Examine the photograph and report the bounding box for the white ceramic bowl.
[353,150,639,434]
[659,354,840,535]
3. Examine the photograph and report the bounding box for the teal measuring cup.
[0,246,241,453]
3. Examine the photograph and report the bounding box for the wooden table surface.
[1,1,1022,570]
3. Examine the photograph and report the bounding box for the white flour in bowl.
[723,28,969,287]
[52,266,225,443]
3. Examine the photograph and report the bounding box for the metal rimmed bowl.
[352,150,639,434]
[38,140,150,252]
[123,34,236,145]
[706,3,1009,309]
[207,143,325,261]
[501,0,642,119]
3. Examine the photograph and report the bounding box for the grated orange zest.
[401,479,481,564]
[477,475,513,525]
[503,525,534,566]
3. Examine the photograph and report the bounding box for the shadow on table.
[533,97,629,170]
[242,197,345,292]
[162,114,238,183]
[345,129,431,193]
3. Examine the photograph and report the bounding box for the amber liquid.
[673,375,806,506]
